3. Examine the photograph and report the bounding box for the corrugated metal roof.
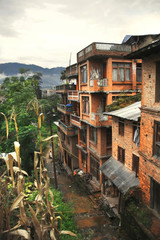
[100,156,139,194]
[104,101,141,121]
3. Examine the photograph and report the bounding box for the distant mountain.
[0,62,65,89]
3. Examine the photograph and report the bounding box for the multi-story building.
[126,34,160,213]
[100,100,141,214]
[76,42,141,187]
[56,63,79,171]
[56,40,142,188]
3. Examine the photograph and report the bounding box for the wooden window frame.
[80,126,87,144]
[81,65,87,84]
[89,126,97,144]
[150,177,160,213]
[119,119,124,136]
[153,121,160,158]
[112,62,131,82]
[82,96,90,114]
[90,154,100,181]
[118,146,125,164]
[132,154,139,177]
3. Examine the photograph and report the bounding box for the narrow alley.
[46,156,130,240]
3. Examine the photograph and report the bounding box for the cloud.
[0,0,159,67]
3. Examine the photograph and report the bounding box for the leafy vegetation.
[106,93,141,112]
[0,99,77,239]
[0,69,60,173]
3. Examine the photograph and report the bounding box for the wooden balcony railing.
[71,114,80,122]
[56,84,76,92]
[59,120,76,135]
[66,64,78,77]
[57,103,72,113]
[68,90,79,101]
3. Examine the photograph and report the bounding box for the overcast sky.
[0,0,159,68]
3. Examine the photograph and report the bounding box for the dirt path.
[46,154,130,240]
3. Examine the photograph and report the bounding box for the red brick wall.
[112,117,139,171]
[139,52,160,205]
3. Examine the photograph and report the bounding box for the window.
[90,154,100,181]
[90,126,97,144]
[119,119,124,136]
[118,146,125,164]
[132,154,139,177]
[150,178,160,213]
[112,63,131,82]
[133,123,140,147]
[80,126,87,144]
[106,127,112,147]
[153,121,160,157]
[82,97,90,114]
[155,61,160,102]
[81,152,86,168]
[101,95,106,112]
[81,65,87,83]
[136,63,142,82]
[67,136,70,145]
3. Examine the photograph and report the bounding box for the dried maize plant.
[10,107,19,142]
[0,105,76,240]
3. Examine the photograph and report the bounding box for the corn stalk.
[0,102,76,239]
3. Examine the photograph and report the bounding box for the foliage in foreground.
[0,102,76,240]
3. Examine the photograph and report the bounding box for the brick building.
[100,101,140,213]
[56,40,142,187]
[127,34,160,213]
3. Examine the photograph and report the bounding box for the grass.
[28,186,86,239]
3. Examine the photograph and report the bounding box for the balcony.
[57,103,72,114]
[81,113,112,127]
[56,84,76,94]
[66,64,78,78]
[70,114,82,128]
[68,90,79,101]
[59,120,77,136]
[89,78,108,91]
[77,42,131,63]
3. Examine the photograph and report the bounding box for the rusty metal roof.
[104,101,141,121]
[100,156,139,194]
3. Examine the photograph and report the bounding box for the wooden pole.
[49,112,58,188]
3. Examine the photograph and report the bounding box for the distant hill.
[0,63,65,89]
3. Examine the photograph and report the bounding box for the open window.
[155,61,160,102]
[153,121,160,158]
[119,119,124,136]
[118,146,125,164]
[132,154,139,177]
[90,154,100,181]
[150,177,160,213]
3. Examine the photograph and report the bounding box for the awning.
[104,101,141,122]
[100,156,139,194]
